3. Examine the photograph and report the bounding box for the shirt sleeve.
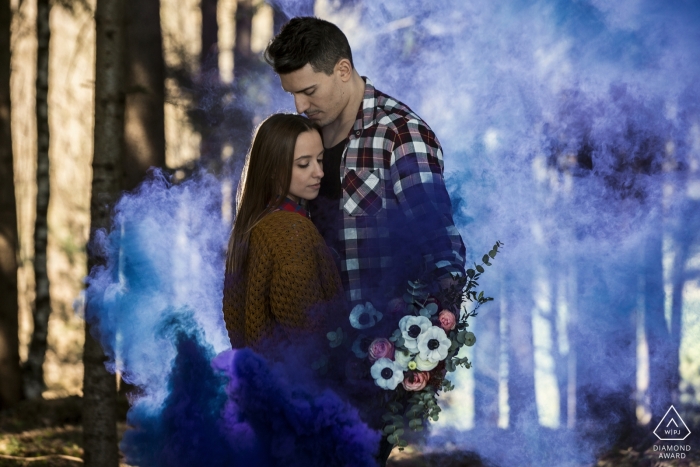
[388,118,466,281]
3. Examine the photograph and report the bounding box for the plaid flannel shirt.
[317,78,466,305]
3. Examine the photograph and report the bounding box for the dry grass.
[0,397,130,467]
[3,397,700,467]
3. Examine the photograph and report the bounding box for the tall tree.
[83,0,125,464]
[0,0,22,409]
[201,0,217,69]
[228,0,254,156]
[22,0,51,400]
[123,0,165,190]
[506,277,537,431]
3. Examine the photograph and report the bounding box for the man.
[264,17,466,310]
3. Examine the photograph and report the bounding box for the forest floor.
[1,397,699,467]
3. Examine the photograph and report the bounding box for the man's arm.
[389,118,466,283]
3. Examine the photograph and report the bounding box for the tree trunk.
[234,0,253,72]
[83,0,125,465]
[200,0,217,69]
[506,276,537,424]
[645,211,674,425]
[0,0,22,410]
[23,0,51,401]
[473,299,499,427]
[228,0,254,157]
[123,0,165,191]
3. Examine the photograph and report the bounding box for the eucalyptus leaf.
[425,302,438,315]
[464,331,476,346]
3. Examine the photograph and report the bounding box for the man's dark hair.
[264,17,354,75]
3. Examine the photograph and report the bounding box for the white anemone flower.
[414,353,438,371]
[398,315,432,352]
[417,326,451,363]
[393,349,412,370]
[349,302,383,329]
[370,358,404,390]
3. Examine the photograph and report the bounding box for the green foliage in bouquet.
[379,241,503,450]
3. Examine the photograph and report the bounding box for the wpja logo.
[652,405,692,460]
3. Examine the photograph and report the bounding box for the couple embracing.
[222,16,466,465]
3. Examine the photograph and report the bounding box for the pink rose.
[438,310,456,331]
[402,371,430,391]
[368,338,395,361]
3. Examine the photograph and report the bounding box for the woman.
[222,114,342,354]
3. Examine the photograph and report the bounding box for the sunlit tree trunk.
[23,0,51,401]
[123,0,165,191]
[83,0,125,464]
[506,276,537,429]
[0,0,22,410]
[645,207,674,425]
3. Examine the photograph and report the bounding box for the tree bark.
[23,0,51,401]
[228,0,254,158]
[123,0,165,191]
[0,0,22,410]
[83,0,125,465]
[200,0,217,69]
[234,0,253,72]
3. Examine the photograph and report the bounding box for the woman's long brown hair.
[226,113,322,276]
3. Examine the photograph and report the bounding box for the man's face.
[279,63,345,128]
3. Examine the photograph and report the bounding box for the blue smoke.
[332,0,700,464]
[83,0,700,465]
[86,172,379,466]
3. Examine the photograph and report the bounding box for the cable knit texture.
[223,211,342,352]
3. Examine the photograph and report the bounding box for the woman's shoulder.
[257,210,316,231]
[252,211,322,244]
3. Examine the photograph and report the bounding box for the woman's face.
[288,130,324,202]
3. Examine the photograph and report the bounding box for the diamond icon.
[653,405,691,441]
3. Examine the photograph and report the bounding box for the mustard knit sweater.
[222,211,342,352]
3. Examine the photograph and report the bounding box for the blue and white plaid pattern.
[326,78,466,304]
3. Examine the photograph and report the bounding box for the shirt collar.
[351,77,378,135]
[275,196,309,218]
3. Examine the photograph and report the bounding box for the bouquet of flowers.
[325,241,503,449]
